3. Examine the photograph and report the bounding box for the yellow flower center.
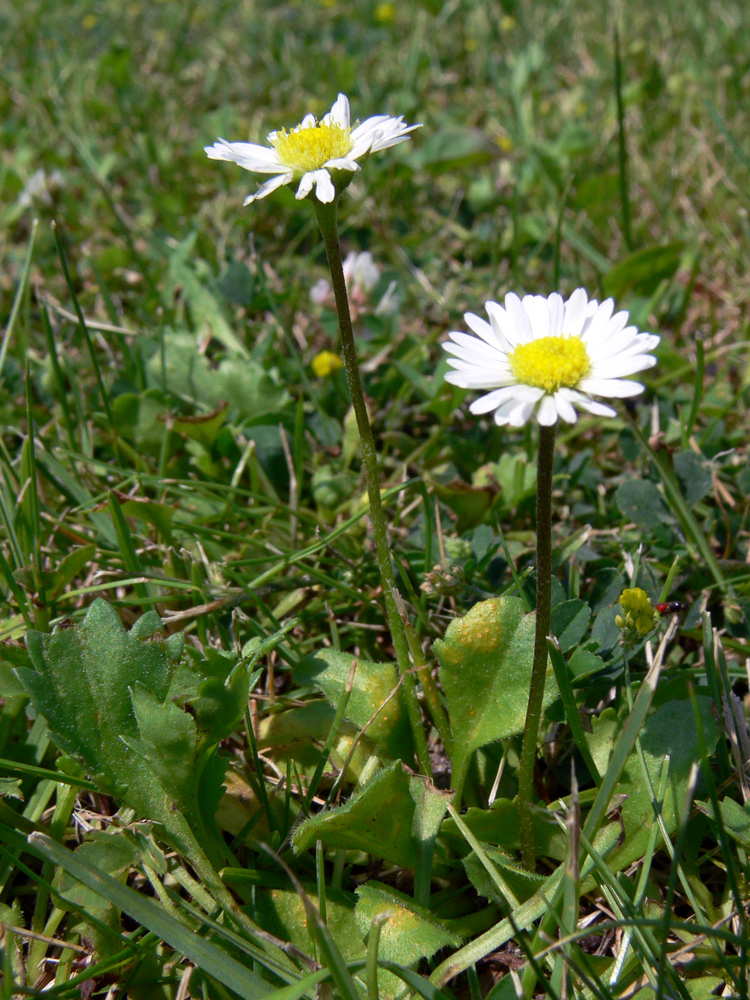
[508,335,590,392]
[272,123,353,173]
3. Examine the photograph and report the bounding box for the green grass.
[2,0,750,997]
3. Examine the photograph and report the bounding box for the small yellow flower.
[312,351,344,378]
[615,587,658,638]
[374,2,395,23]
[496,135,513,154]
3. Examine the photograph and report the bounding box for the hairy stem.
[314,199,431,777]
[517,422,556,869]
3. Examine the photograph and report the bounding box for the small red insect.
[655,600,687,615]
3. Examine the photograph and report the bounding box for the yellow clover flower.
[616,587,659,638]
[312,351,344,378]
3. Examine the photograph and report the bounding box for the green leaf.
[114,495,175,544]
[567,645,606,681]
[217,261,270,310]
[110,390,170,451]
[602,241,685,299]
[586,691,719,872]
[17,599,253,866]
[145,332,290,422]
[475,454,536,510]
[54,828,140,960]
[354,882,461,1000]
[294,650,413,760]
[430,478,497,533]
[550,599,591,653]
[673,450,713,507]
[571,171,620,213]
[463,846,545,907]
[440,798,568,862]
[292,762,451,869]
[615,479,672,529]
[311,466,355,510]
[165,232,250,357]
[0,777,23,801]
[255,887,364,963]
[172,404,229,450]
[29,832,274,1000]
[40,543,97,601]
[434,597,558,790]
[713,796,750,850]
[257,702,373,785]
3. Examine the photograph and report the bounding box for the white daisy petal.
[445,369,515,390]
[523,294,552,340]
[295,171,316,200]
[351,116,421,155]
[485,301,520,351]
[243,172,293,204]
[445,331,506,360]
[469,386,536,414]
[563,288,588,337]
[440,286,658,427]
[205,139,284,174]
[547,293,565,336]
[589,355,657,378]
[327,93,350,128]
[579,378,645,397]
[207,95,419,207]
[553,390,579,424]
[312,170,336,203]
[537,395,560,425]
[575,398,618,418]
[464,312,502,349]
[504,293,533,344]
[324,157,360,172]
[507,400,537,427]
[580,297,615,342]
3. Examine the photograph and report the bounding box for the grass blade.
[28,833,277,1000]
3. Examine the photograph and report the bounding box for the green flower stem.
[517,422,556,870]
[314,199,431,777]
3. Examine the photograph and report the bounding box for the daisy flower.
[205,93,420,206]
[442,288,659,427]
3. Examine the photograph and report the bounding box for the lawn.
[2,0,750,997]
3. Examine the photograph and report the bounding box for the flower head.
[310,250,399,317]
[311,350,344,377]
[442,289,659,427]
[616,587,659,638]
[205,93,420,206]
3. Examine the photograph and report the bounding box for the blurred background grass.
[4,0,749,325]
